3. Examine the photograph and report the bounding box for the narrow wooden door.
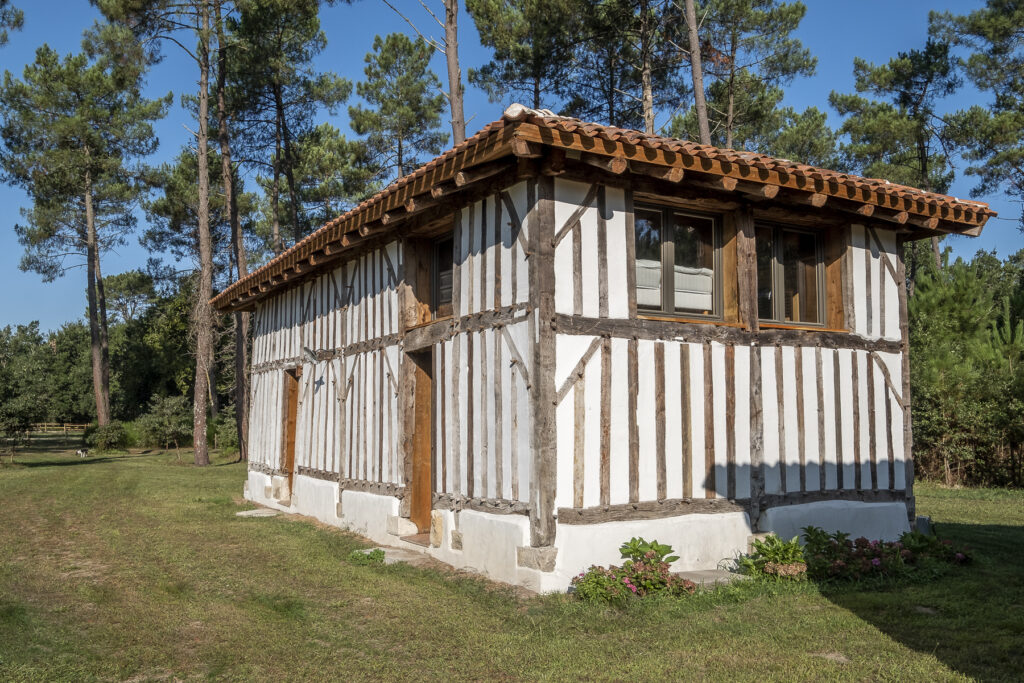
[409,350,433,533]
[282,367,302,498]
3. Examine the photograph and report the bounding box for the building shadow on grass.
[820,521,1024,681]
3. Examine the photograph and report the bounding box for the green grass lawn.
[1,436,1022,681]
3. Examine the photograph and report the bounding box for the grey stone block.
[517,546,558,572]
[430,511,443,547]
[386,514,418,537]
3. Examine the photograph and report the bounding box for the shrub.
[739,528,972,583]
[85,421,129,451]
[739,534,807,580]
[570,538,696,604]
[137,395,192,452]
[348,548,385,566]
[802,526,971,581]
[212,406,239,454]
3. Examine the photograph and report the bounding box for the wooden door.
[282,367,302,498]
[409,350,433,533]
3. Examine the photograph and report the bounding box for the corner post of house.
[530,172,558,548]
[734,203,764,525]
[895,233,915,521]
[397,238,414,517]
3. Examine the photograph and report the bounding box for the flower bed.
[570,537,697,605]
[740,526,972,583]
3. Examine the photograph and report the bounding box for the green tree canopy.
[0,22,169,427]
[349,32,448,181]
[467,0,580,110]
[934,1,1024,229]
[0,0,23,46]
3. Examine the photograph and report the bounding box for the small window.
[756,225,823,325]
[634,205,720,317]
[433,237,454,319]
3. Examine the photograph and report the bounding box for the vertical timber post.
[896,234,915,521]
[735,205,764,525]
[530,173,558,547]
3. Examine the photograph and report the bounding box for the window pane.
[436,238,454,318]
[781,231,819,324]
[756,226,774,320]
[671,214,715,314]
[634,209,662,311]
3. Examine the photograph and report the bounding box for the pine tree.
[228,0,351,248]
[467,0,580,110]
[0,23,169,428]
[349,33,448,180]
[829,37,961,281]
[562,1,645,129]
[95,0,223,465]
[934,2,1024,229]
[0,0,22,46]
[671,0,815,149]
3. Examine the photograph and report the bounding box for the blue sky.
[1,0,1020,333]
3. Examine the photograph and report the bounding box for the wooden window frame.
[431,236,454,321]
[633,202,723,321]
[756,223,826,328]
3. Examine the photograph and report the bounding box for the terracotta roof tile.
[212,104,995,311]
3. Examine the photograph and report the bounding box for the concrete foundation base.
[243,470,913,592]
[757,501,911,542]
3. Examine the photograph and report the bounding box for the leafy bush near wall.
[740,527,972,583]
[802,527,971,581]
[570,537,696,605]
[738,535,807,579]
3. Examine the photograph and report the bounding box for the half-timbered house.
[212,104,994,591]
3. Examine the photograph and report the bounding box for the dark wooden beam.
[511,137,544,158]
[581,152,627,175]
[455,159,513,187]
[629,160,684,183]
[541,147,567,176]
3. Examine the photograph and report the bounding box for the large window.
[634,205,720,317]
[433,237,454,319]
[756,225,823,325]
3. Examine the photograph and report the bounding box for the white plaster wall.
[292,475,340,525]
[339,490,402,544]
[759,501,911,542]
[543,512,755,592]
[427,509,532,586]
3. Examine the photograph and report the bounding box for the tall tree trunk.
[192,1,214,467]
[725,34,738,149]
[638,2,655,135]
[273,82,302,245]
[215,0,249,462]
[684,0,711,145]
[271,163,282,253]
[83,169,111,427]
[640,10,654,135]
[916,133,942,270]
[443,0,466,144]
[397,135,404,178]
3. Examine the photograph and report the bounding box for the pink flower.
[871,558,881,567]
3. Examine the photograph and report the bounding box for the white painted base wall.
[243,471,912,593]
[758,501,911,542]
[542,512,754,592]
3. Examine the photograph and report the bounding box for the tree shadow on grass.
[16,453,137,468]
[821,521,1024,681]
